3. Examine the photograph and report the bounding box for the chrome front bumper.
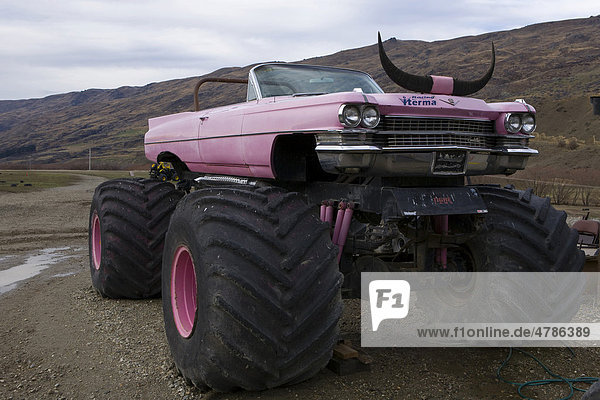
[315,132,538,176]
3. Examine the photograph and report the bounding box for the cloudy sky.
[1,0,598,100]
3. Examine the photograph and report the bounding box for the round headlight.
[361,106,380,128]
[339,105,361,127]
[521,114,536,134]
[505,113,522,134]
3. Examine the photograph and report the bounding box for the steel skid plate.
[306,182,488,220]
[381,186,487,220]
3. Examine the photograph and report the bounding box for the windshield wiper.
[292,92,327,97]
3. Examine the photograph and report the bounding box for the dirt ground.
[0,174,599,400]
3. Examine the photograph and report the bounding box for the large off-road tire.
[408,186,585,336]
[89,178,183,298]
[471,185,584,272]
[422,186,585,326]
[162,186,342,391]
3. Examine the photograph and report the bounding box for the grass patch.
[75,170,148,179]
[0,170,149,192]
[0,171,80,193]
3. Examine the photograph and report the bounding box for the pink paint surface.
[144,82,535,178]
[430,75,454,95]
[170,246,197,338]
[91,212,101,270]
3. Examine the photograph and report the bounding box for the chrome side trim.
[315,145,381,152]
[504,148,539,154]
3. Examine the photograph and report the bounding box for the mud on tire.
[162,186,343,391]
[89,178,183,298]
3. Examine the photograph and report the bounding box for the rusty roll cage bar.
[194,78,248,111]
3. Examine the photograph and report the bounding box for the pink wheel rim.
[171,246,197,338]
[91,212,102,270]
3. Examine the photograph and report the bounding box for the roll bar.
[194,78,248,111]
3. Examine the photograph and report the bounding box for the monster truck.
[88,33,584,391]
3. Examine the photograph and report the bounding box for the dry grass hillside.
[535,95,600,144]
[0,16,599,171]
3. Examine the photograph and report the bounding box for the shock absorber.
[336,203,354,264]
[332,201,347,245]
[320,200,355,264]
[433,215,449,269]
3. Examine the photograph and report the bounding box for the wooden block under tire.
[333,343,359,360]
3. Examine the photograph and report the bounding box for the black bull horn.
[378,32,495,96]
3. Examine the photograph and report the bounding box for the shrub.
[550,178,576,205]
[567,137,579,150]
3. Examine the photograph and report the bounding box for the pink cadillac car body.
[145,62,537,181]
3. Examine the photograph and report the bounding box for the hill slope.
[1,16,599,169]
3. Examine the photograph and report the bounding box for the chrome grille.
[316,131,530,150]
[378,116,495,134]
[385,134,490,148]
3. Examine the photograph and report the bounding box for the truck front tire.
[162,186,342,391]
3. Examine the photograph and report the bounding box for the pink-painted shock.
[325,202,334,226]
[332,202,347,244]
[171,246,198,338]
[336,205,354,263]
[440,214,448,269]
[320,203,326,222]
[433,215,449,269]
[434,216,441,265]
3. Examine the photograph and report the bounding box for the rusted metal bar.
[194,77,248,111]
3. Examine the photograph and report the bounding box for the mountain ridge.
[1,15,600,168]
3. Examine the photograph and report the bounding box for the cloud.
[0,0,598,99]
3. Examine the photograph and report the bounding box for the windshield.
[250,64,383,99]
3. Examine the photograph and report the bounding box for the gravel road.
[0,174,598,399]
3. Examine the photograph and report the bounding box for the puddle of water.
[52,271,78,278]
[0,247,74,295]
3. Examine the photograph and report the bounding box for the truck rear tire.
[422,186,585,326]
[472,185,584,272]
[162,186,342,391]
[89,178,183,298]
